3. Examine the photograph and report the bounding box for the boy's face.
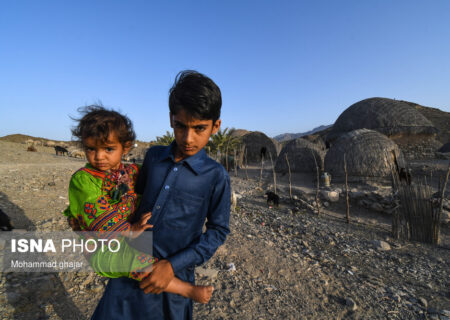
[83,132,130,172]
[170,109,221,161]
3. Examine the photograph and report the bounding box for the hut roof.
[324,129,404,180]
[230,129,250,138]
[275,138,325,173]
[241,131,278,164]
[327,97,437,142]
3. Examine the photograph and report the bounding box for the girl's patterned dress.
[63,163,156,280]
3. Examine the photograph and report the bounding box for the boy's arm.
[167,169,231,273]
[140,170,230,294]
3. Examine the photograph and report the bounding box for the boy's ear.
[212,119,221,135]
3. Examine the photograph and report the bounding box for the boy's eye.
[85,147,95,152]
[195,127,206,132]
[106,147,115,152]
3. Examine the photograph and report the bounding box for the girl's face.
[83,132,130,172]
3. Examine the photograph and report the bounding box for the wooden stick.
[311,150,320,215]
[259,154,264,186]
[436,164,450,244]
[285,153,292,201]
[234,148,238,177]
[344,153,350,224]
[269,152,277,194]
[244,147,249,180]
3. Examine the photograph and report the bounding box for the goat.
[265,191,279,207]
[54,146,69,156]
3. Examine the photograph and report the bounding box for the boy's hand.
[124,212,153,239]
[139,260,174,294]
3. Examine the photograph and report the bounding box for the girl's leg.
[164,277,214,304]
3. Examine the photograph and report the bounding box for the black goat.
[265,191,280,207]
[54,146,69,156]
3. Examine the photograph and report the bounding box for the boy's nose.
[183,129,194,145]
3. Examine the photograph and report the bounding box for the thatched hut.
[438,143,450,153]
[240,131,278,164]
[275,138,326,174]
[327,97,439,159]
[324,129,404,182]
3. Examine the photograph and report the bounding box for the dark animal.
[54,146,69,156]
[398,168,412,185]
[0,208,14,231]
[265,191,279,207]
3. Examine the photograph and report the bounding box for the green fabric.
[63,164,154,280]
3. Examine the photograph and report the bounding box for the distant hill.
[0,134,54,144]
[274,125,332,142]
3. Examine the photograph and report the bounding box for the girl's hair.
[71,105,136,146]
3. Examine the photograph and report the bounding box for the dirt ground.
[0,140,449,320]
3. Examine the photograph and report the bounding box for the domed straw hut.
[326,98,439,159]
[239,131,278,164]
[275,138,326,174]
[438,143,450,153]
[324,129,404,182]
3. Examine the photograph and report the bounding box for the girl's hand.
[126,212,153,239]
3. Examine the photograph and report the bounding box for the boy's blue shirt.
[91,142,231,320]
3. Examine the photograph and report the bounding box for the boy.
[91,70,231,319]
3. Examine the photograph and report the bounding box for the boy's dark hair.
[169,70,222,123]
[71,105,136,146]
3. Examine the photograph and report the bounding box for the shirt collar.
[156,141,207,175]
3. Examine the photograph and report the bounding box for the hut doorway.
[260,147,267,160]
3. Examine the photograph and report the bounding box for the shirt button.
[173,167,178,172]
[156,205,161,209]
[164,185,170,190]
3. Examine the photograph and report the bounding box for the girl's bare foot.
[190,285,214,304]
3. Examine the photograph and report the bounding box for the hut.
[275,138,326,174]
[324,129,404,182]
[438,142,450,153]
[327,97,439,159]
[240,131,278,164]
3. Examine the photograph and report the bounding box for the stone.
[320,190,339,202]
[373,240,391,251]
[370,202,384,212]
[418,297,428,308]
[227,263,236,272]
[345,297,358,311]
[90,284,104,293]
[195,267,219,279]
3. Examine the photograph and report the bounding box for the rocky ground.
[0,140,449,320]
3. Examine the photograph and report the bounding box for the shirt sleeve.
[63,171,103,225]
[167,168,231,273]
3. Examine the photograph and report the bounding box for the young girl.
[63,105,213,304]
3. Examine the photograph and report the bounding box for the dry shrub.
[27,145,37,152]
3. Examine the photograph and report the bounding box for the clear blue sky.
[1,0,449,141]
